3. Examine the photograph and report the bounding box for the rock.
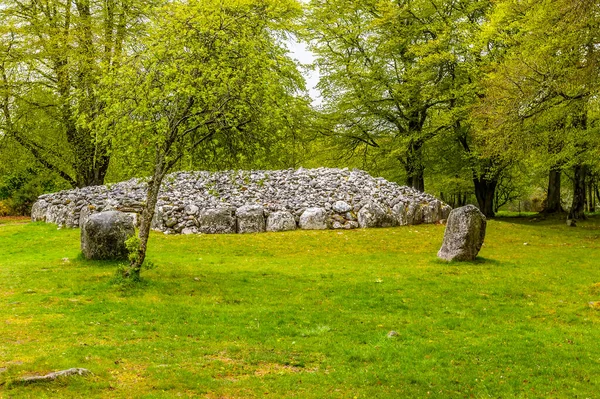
[423,201,441,224]
[441,204,452,220]
[31,200,49,222]
[151,205,168,231]
[78,205,99,228]
[437,205,487,261]
[357,202,396,228]
[332,200,352,213]
[344,221,359,229]
[81,211,135,260]
[198,208,236,234]
[266,211,296,232]
[20,368,91,383]
[124,212,139,228]
[32,168,451,234]
[299,207,327,230]
[236,205,265,234]
[387,330,399,338]
[392,202,408,226]
[185,204,199,215]
[407,203,423,225]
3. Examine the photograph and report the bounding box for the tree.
[96,0,306,279]
[305,0,490,192]
[477,0,600,220]
[0,0,155,188]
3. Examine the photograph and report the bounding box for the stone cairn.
[31,168,452,234]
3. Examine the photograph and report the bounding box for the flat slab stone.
[236,205,265,234]
[198,208,236,234]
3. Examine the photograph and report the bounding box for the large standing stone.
[357,202,396,228]
[198,208,236,234]
[266,211,297,232]
[236,205,265,234]
[299,207,327,230]
[81,211,135,260]
[437,205,486,261]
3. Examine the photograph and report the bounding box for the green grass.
[1,216,600,398]
[494,211,540,218]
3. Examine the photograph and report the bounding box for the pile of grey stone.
[31,168,451,234]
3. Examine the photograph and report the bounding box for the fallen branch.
[20,368,91,383]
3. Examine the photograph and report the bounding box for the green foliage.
[0,168,68,215]
[476,0,600,172]
[91,0,310,278]
[112,235,157,285]
[0,0,160,187]
[305,0,490,190]
[125,235,142,264]
[95,0,308,177]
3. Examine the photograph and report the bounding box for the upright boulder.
[81,211,135,260]
[438,205,486,261]
[266,211,297,232]
[236,205,265,234]
[299,207,328,230]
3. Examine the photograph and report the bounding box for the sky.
[287,38,322,105]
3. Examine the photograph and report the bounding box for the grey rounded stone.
[332,200,352,213]
[185,204,199,215]
[299,207,327,230]
[81,211,135,260]
[266,211,296,232]
[438,205,487,262]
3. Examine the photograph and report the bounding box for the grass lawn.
[1,215,600,398]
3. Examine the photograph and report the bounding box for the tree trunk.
[404,141,425,192]
[127,159,166,279]
[544,167,563,213]
[568,164,587,220]
[473,177,497,218]
[76,151,111,187]
[587,179,594,212]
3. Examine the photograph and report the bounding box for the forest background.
[0,0,598,221]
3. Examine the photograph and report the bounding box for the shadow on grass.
[74,252,124,268]
[432,256,501,266]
